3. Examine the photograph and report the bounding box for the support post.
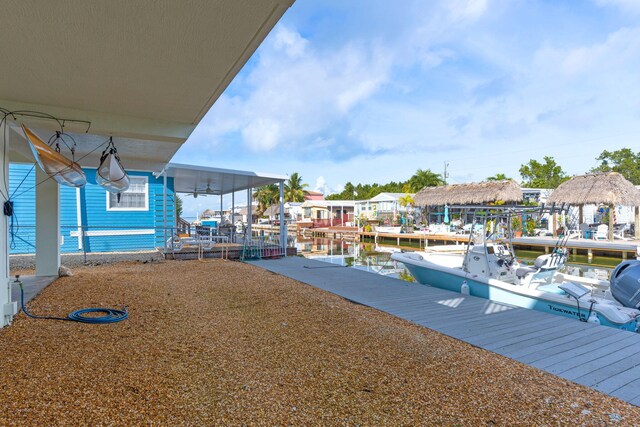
[231,191,235,240]
[220,194,223,230]
[163,171,167,254]
[609,204,614,242]
[330,205,333,227]
[75,188,83,250]
[552,213,557,239]
[0,130,14,326]
[35,167,60,277]
[635,206,639,240]
[247,188,252,240]
[578,205,584,226]
[279,182,286,254]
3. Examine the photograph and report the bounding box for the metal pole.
[330,205,333,227]
[247,188,252,240]
[163,171,167,255]
[220,194,223,226]
[279,182,286,254]
[444,161,449,185]
[608,204,614,241]
[231,191,235,241]
[635,206,639,240]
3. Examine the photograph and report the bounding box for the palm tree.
[398,193,414,210]
[252,184,279,217]
[403,169,444,193]
[284,172,309,202]
[486,173,510,181]
[398,193,415,228]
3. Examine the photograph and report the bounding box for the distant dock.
[362,232,640,260]
[295,227,640,260]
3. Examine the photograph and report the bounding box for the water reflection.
[298,237,620,281]
[297,237,411,279]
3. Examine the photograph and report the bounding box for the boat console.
[463,243,518,283]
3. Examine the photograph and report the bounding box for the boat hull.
[376,226,402,233]
[394,253,639,331]
[21,124,86,188]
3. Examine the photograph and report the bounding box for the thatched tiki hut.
[414,180,523,207]
[414,180,522,224]
[546,172,640,241]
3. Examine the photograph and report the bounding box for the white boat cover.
[96,143,130,194]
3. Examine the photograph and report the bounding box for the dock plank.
[507,327,612,362]
[435,309,544,338]
[569,345,640,384]
[537,333,638,374]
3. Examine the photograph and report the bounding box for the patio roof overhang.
[164,163,287,196]
[1,0,294,170]
[0,1,295,327]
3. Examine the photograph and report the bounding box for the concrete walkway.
[249,256,640,406]
[10,275,57,309]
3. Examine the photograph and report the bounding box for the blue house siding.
[8,164,37,253]
[9,163,175,254]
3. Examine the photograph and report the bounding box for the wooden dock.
[249,256,640,406]
[358,231,640,259]
[513,237,640,259]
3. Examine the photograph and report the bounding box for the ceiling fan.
[192,182,215,198]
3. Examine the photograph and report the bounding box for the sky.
[173,0,640,218]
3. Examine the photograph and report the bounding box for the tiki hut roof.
[413,180,523,207]
[264,205,280,216]
[546,172,640,206]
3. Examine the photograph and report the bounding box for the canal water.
[296,237,624,282]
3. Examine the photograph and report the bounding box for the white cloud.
[272,25,308,57]
[534,27,640,76]
[176,1,640,195]
[446,0,488,22]
[594,0,640,13]
[194,26,393,156]
[314,176,327,194]
[241,118,281,151]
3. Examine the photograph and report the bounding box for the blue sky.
[174,0,640,217]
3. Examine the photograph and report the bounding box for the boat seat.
[516,266,537,278]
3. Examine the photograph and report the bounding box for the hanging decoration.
[96,137,129,194]
[21,124,86,188]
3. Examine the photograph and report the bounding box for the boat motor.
[610,260,640,309]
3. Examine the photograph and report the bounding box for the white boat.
[21,124,86,188]
[373,244,401,254]
[391,206,640,331]
[375,226,402,233]
[96,138,129,193]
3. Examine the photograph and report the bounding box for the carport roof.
[164,163,287,196]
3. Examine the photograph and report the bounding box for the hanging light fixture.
[21,124,86,187]
[96,137,129,195]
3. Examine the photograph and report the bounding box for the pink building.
[304,190,325,201]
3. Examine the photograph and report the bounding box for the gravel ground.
[9,250,163,273]
[0,259,639,426]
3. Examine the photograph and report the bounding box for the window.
[106,176,148,211]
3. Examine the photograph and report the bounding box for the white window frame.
[106,175,149,211]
